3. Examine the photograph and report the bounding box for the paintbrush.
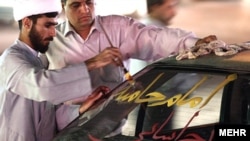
[98,19,136,86]
[122,65,136,86]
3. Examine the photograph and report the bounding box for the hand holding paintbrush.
[98,18,136,86]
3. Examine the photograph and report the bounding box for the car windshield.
[56,63,242,140]
[139,71,226,133]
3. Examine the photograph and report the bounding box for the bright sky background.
[0,0,147,16]
[95,0,147,16]
[0,0,14,7]
[1,0,249,12]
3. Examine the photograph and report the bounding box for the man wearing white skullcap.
[0,0,110,141]
[13,0,62,21]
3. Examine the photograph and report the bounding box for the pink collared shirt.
[47,15,198,90]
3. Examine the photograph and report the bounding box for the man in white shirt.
[47,0,216,89]
[0,0,109,140]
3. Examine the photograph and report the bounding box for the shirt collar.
[16,39,39,57]
[63,20,74,36]
[62,16,103,37]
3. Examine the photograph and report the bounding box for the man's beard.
[29,26,53,53]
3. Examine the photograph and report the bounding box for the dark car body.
[54,50,250,141]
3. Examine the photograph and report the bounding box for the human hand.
[195,35,217,46]
[85,47,123,71]
[79,86,110,114]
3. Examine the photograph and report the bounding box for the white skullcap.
[13,0,62,21]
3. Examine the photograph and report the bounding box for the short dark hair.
[18,12,58,30]
[147,0,166,13]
